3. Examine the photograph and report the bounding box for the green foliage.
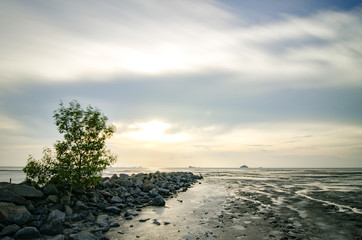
[23,100,117,188]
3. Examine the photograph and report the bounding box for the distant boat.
[188,166,195,168]
[240,165,248,168]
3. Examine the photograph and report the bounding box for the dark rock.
[111,174,118,179]
[152,195,165,206]
[40,219,63,236]
[139,218,150,222]
[110,222,120,227]
[0,224,20,237]
[69,231,98,240]
[47,195,59,203]
[105,206,121,214]
[0,189,25,205]
[152,219,161,226]
[15,226,41,239]
[0,202,33,225]
[43,184,58,195]
[158,188,170,196]
[109,196,123,203]
[149,188,158,198]
[75,201,88,210]
[7,184,43,198]
[40,210,66,236]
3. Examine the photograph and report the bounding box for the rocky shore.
[0,171,202,240]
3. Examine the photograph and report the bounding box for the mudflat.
[106,169,362,239]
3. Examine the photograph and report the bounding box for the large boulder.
[0,202,32,225]
[0,189,25,204]
[152,195,165,206]
[14,226,42,239]
[39,210,65,236]
[7,184,43,198]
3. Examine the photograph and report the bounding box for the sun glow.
[124,120,189,142]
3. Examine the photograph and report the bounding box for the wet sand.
[105,170,362,240]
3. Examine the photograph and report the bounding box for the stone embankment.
[0,171,202,240]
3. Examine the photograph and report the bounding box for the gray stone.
[40,210,65,236]
[152,195,165,206]
[142,180,153,192]
[69,231,98,240]
[43,184,58,195]
[64,205,73,215]
[0,223,20,237]
[8,184,43,198]
[15,227,41,239]
[105,206,121,214]
[46,195,59,203]
[0,189,25,205]
[40,218,63,236]
[47,210,65,223]
[75,201,88,210]
[102,179,113,188]
[109,196,123,203]
[0,202,32,225]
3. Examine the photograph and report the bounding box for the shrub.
[23,100,117,189]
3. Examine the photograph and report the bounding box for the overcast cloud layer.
[0,0,361,168]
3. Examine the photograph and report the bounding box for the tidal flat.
[106,169,362,240]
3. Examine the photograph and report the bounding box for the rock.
[75,201,88,210]
[0,202,33,225]
[105,206,121,214]
[152,195,165,206]
[15,227,42,239]
[149,188,158,198]
[152,219,161,225]
[59,196,70,206]
[64,205,73,215]
[43,184,58,195]
[158,188,170,196]
[0,189,26,205]
[139,218,150,222]
[47,195,59,203]
[109,196,123,203]
[40,219,63,236]
[0,224,20,237]
[40,210,65,236]
[110,222,120,227]
[48,210,66,223]
[142,180,153,192]
[7,184,43,198]
[102,179,113,188]
[111,174,118,179]
[47,235,65,240]
[69,231,98,240]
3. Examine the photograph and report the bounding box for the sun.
[125,120,188,142]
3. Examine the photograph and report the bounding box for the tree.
[23,100,117,189]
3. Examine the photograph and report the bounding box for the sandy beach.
[105,169,362,240]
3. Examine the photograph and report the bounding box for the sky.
[0,0,362,168]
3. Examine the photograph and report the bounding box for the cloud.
[108,119,362,167]
[0,1,361,89]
